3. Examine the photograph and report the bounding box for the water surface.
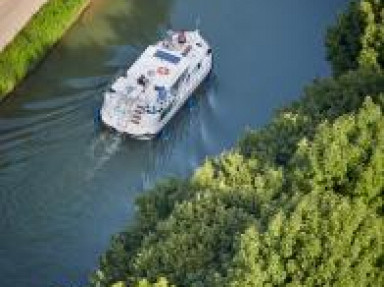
[0,0,347,286]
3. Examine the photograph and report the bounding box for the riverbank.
[0,0,90,101]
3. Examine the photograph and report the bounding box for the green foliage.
[108,278,176,287]
[326,0,384,75]
[0,0,89,100]
[89,70,384,287]
[110,282,126,287]
[131,192,255,286]
[223,98,384,287]
[134,277,175,287]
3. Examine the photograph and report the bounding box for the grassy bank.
[0,0,90,101]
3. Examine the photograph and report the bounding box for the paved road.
[0,0,48,51]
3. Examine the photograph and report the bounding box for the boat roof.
[126,44,190,88]
[110,31,208,94]
[107,30,210,110]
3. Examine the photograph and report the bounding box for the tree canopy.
[326,0,384,75]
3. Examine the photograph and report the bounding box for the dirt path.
[0,0,48,51]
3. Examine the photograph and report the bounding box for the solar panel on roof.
[154,50,181,64]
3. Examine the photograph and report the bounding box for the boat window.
[145,105,157,114]
[154,50,181,64]
[155,85,167,102]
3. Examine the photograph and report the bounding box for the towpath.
[0,0,48,51]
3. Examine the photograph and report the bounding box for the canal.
[0,0,347,286]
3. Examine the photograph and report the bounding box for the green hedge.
[0,0,90,100]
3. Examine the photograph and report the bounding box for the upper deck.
[109,30,210,102]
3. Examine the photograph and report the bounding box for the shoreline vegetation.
[85,1,384,287]
[0,0,90,101]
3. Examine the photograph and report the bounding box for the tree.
[220,98,384,287]
[326,0,384,75]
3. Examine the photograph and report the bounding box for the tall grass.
[0,0,90,100]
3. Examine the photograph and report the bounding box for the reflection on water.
[0,0,347,286]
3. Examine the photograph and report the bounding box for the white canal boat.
[100,30,213,139]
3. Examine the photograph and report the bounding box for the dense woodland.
[88,1,384,286]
